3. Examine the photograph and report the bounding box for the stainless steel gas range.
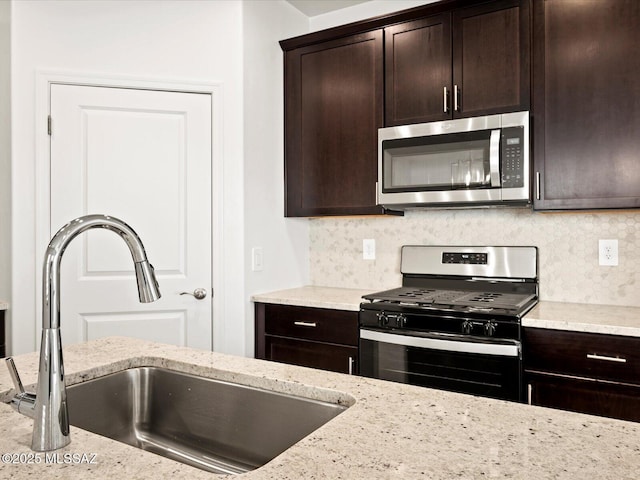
[359,245,538,402]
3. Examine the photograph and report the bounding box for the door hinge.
[47,115,52,136]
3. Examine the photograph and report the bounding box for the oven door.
[359,328,523,401]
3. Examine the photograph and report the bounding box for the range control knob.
[484,321,497,337]
[461,320,474,335]
[377,312,389,327]
[396,314,407,328]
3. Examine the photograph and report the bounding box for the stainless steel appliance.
[377,111,530,209]
[359,245,538,401]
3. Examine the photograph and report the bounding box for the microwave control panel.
[501,126,525,188]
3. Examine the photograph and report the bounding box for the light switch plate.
[252,247,264,271]
[363,239,375,260]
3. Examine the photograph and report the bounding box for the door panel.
[80,311,187,345]
[50,84,212,349]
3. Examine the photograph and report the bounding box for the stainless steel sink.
[66,367,349,474]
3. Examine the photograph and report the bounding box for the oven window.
[359,337,522,401]
[382,130,494,192]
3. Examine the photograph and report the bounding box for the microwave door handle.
[489,129,501,187]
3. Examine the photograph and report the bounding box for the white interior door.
[50,83,212,350]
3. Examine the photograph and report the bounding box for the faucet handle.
[5,357,25,394]
[5,357,36,418]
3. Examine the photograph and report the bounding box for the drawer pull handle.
[294,321,317,328]
[586,353,627,363]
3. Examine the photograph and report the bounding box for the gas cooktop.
[361,245,539,318]
[363,286,537,312]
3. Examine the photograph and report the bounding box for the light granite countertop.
[522,301,640,337]
[0,336,639,479]
[252,285,375,312]
[252,286,640,337]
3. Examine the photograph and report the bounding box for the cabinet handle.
[443,87,449,113]
[527,383,532,405]
[586,353,627,363]
[348,356,355,375]
[536,171,541,200]
[453,84,460,112]
[294,321,317,328]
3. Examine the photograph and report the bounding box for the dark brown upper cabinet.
[385,0,530,126]
[280,0,530,217]
[384,14,452,125]
[282,31,384,217]
[533,0,640,210]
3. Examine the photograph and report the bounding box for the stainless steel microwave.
[377,111,530,209]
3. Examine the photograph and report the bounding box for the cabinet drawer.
[265,336,358,375]
[523,328,640,385]
[263,304,358,346]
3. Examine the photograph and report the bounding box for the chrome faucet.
[5,214,161,451]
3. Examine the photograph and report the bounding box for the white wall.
[9,0,308,356]
[309,0,436,31]
[242,1,309,356]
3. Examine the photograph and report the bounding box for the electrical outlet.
[598,239,618,266]
[252,247,264,271]
[363,239,376,260]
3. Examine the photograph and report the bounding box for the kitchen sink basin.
[66,366,349,474]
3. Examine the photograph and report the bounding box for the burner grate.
[364,287,535,311]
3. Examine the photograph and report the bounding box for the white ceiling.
[286,0,371,17]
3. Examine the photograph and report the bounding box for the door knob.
[180,288,207,300]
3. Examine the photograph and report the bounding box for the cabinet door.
[284,31,384,217]
[533,0,640,210]
[384,14,452,126]
[527,373,640,423]
[453,0,530,118]
[265,336,358,375]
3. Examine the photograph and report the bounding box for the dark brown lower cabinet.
[255,303,359,375]
[523,327,640,422]
[526,373,640,423]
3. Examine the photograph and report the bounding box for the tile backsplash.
[309,209,640,307]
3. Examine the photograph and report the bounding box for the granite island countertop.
[252,286,640,337]
[1,336,638,479]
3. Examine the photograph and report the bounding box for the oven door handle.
[360,329,520,357]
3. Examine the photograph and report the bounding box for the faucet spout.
[20,214,161,451]
[43,214,161,330]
